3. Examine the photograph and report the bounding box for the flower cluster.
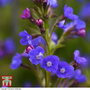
[59,4,86,38]
[74,50,87,65]
[10,0,87,87]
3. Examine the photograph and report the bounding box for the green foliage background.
[0,0,90,87]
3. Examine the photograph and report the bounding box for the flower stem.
[54,78,63,87]
[50,15,65,38]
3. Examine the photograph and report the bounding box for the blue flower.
[75,19,86,30]
[29,46,45,65]
[74,50,87,65]
[62,21,76,33]
[32,36,46,48]
[64,4,78,20]
[10,53,22,69]
[58,19,86,37]
[56,61,74,78]
[5,38,16,54]
[74,69,87,83]
[19,30,32,45]
[51,32,58,44]
[79,2,90,19]
[41,55,59,73]
[74,50,80,60]
[47,0,58,8]
[58,20,65,29]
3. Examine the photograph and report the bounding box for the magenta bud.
[20,8,31,19]
[77,28,86,37]
[36,19,43,27]
[43,0,47,3]
[25,45,34,54]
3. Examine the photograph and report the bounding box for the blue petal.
[20,38,28,45]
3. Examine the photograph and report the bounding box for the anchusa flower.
[10,0,87,87]
[32,36,46,48]
[19,30,32,45]
[64,4,78,20]
[20,8,31,19]
[74,50,87,65]
[41,55,59,73]
[59,19,86,38]
[10,53,22,69]
[29,46,45,65]
[74,69,86,83]
[58,4,86,38]
[56,61,74,78]
[47,0,58,8]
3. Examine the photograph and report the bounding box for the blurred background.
[0,0,90,87]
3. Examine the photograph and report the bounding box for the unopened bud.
[36,19,43,28]
[25,45,34,54]
[77,28,86,37]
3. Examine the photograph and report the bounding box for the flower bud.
[77,28,86,37]
[36,19,43,28]
[20,8,31,19]
[25,45,34,54]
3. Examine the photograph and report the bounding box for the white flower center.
[60,68,66,73]
[36,52,43,59]
[27,36,30,39]
[47,61,52,67]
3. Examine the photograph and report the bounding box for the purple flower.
[58,19,86,37]
[47,0,58,8]
[74,69,86,83]
[75,19,86,30]
[79,2,90,19]
[20,8,31,19]
[41,55,59,73]
[62,21,76,33]
[64,4,78,20]
[74,50,80,59]
[74,50,87,65]
[5,38,16,54]
[29,46,45,65]
[19,30,32,45]
[58,20,65,28]
[10,53,22,69]
[56,61,74,78]
[32,36,46,48]
[51,32,58,44]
